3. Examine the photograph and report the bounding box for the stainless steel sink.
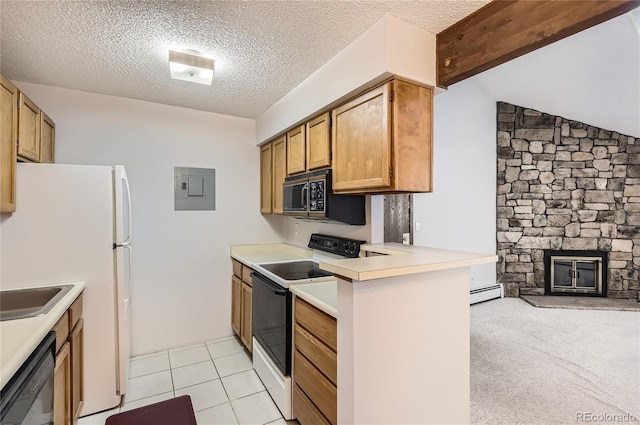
[0,285,73,321]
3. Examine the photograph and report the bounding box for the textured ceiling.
[0,0,490,119]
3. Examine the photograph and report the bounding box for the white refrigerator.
[0,163,133,416]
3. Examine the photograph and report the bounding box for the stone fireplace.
[496,102,640,300]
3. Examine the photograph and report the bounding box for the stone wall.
[496,102,640,300]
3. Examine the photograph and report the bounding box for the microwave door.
[283,179,309,216]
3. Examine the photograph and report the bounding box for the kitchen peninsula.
[232,242,497,424]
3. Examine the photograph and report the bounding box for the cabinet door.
[306,113,331,170]
[287,125,306,175]
[54,342,71,425]
[294,350,337,425]
[17,92,41,162]
[260,143,272,213]
[240,281,253,352]
[0,76,18,213]
[40,111,55,163]
[272,136,286,214]
[70,319,84,424]
[331,82,392,191]
[231,275,241,336]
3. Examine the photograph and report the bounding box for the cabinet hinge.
[389,165,393,178]
[389,90,394,102]
[17,98,21,109]
[329,151,332,161]
[328,115,332,127]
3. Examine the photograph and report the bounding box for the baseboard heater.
[470,284,504,305]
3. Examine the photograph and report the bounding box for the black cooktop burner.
[259,261,333,281]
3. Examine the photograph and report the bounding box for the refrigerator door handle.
[124,244,133,306]
[124,177,132,244]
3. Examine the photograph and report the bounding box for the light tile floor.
[78,336,299,425]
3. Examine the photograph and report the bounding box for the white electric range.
[250,233,364,419]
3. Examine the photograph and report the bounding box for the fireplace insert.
[543,250,608,297]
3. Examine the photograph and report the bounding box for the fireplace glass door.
[551,257,601,294]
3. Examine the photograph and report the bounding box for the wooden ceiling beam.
[436,0,640,88]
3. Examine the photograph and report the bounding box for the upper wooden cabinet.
[306,112,331,171]
[287,125,306,175]
[260,136,286,215]
[17,92,41,162]
[286,114,332,177]
[40,111,55,163]
[271,136,287,214]
[1,76,18,213]
[260,143,273,214]
[331,79,433,194]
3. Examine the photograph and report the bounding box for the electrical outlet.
[295,222,299,235]
[415,222,420,232]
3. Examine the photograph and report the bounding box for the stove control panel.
[308,233,366,258]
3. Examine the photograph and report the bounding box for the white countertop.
[320,243,498,281]
[230,243,312,268]
[0,281,85,389]
[290,282,337,318]
[231,242,497,316]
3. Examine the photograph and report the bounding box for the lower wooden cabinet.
[231,275,242,335]
[69,318,84,423]
[240,281,253,352]
[231,259,253,353]
[54,342,71,425]
[53,294,83,425]
[293,298,337,425]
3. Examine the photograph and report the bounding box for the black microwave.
[283,169,365,225]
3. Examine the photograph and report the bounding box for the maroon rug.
[105,395,197,425]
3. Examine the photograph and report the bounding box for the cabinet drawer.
[232,259,242,278]
[69,294,83,329]
[294,325,336,385]
[294,350,337,425]
[241,265,253,286]
[293,383,331,425]
[295,298,336,351]
[53,311,69,353]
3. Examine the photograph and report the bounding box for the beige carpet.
[471,298,640,425]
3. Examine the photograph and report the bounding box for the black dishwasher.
[0,332,56,425]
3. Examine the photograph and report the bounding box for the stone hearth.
[496,102,640,300]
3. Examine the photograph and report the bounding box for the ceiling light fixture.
[169,50,214,85]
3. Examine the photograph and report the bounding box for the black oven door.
[283,178,308,215]
[251,272,292,376]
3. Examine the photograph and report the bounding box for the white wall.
[275,197,374,248]
[474,13,640,138]
[10,81,282,355]
[413,79,497,288]
[256,14,436,144]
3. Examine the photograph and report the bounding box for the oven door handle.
[252,272,288,296]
